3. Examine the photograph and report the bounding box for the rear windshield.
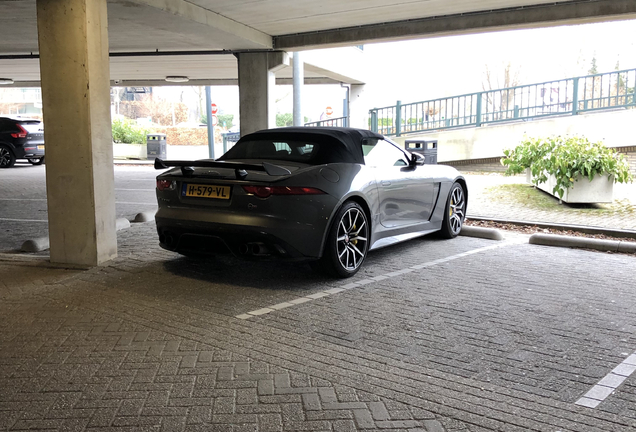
[219,139,320,164]
[18,121,42,133]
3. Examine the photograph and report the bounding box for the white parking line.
[576,352,636,408]
[235,240,521,320]
[0,198,46,201]
[0,218,47,222]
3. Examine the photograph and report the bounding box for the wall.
[392,109,636,163]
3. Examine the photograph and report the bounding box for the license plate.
[182,183,231,199]
[37,145,44,150]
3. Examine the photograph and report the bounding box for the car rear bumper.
[17,146,44,159]
[155,204,333,260]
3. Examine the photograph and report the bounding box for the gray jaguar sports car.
[154,127,467,277]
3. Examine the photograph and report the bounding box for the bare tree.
[482,62,521,120]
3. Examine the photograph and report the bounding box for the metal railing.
[370,68,636,136]
[305,116,348,128]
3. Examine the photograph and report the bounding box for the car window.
[362,139,409,167]
[220,139,320,163]
[273,142,292,154]
[18,121,42,134]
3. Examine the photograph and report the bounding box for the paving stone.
[422,419,446,432]
[352,409,374,429]
[302,393,322,411]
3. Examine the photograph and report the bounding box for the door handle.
[381,180,391,186]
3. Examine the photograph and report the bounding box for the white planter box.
[527,169,614,203]
[113,143,147,160]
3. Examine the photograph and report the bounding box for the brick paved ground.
[2,164,636,431]
[2,222,636,431]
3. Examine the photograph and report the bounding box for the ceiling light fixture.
[0,78,14,85]
[165,76,189,83]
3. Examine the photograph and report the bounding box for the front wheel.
[439,182,466,239]
[28,157,45,165]
[319,201,369,278]
[0,146,15,168]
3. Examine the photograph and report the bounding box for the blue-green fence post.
[395,100,402,137]
[513,105,520,119]
[572,77,579,115]
[475,93,482,127]
[370,110,378,132]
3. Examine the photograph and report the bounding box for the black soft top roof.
[222,127,385,165]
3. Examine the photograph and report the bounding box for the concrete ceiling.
[0,0,634,85]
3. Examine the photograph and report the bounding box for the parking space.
[1,164,636,431]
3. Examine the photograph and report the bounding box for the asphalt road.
[0,162,159,252]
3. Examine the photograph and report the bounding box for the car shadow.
[159,233,448,290]
[162,253,333,291]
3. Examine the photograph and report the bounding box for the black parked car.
[0,117,45,168]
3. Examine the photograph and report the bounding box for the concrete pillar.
[349,84,368,129]
[36,0,117,266]
[237,51,289,136]
[292,52,303,126]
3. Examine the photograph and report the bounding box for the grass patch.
[485,183,635,215]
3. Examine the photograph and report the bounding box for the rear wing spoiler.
[154,158,291,179]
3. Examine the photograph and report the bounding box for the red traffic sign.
[326,106,333,116]
[211,115,218,126]
[211,103,218,114]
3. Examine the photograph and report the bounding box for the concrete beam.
[130,0,272,49]
[274,0,636,50]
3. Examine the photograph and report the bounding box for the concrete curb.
[468,216,636,240]
[529,233,636,253]
[133,211,156,223]
[459,225,505,241]
[21,237,49,253]
[116,218,131,231]
[20,218,130,253]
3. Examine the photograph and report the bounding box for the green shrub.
[112,119,152,144]
[501,136,633,198]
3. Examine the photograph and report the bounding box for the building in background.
[0,88,42,118]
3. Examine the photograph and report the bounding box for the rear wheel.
[0,146,15,168]
[439,182,466,239]
[319,201,369,278]
[28,157,44,165]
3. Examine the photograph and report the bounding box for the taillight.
[10,124,28,139]
[156,180,175,191]
[242,186,325,198]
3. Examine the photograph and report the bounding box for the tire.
[439,182,466,239]
[319,201,369,278]
[28,157,45,165]
[0,145,15,168]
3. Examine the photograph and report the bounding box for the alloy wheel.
[336,207,368,271]
[0,147,13,168]
[449,185,465,235]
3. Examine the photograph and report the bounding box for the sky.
[103,17,636,125]
[362,18,636,107]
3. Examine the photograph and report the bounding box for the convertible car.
[154,127,467,277]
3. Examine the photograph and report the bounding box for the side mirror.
[410,153,425,166]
